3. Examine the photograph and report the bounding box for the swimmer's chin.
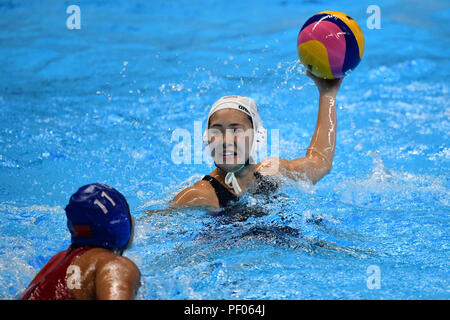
[215,161,247,173]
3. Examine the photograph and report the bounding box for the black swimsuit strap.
[202,175,239,208]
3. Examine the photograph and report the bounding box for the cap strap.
[224,172,242,195]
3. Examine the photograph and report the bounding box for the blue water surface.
[0,0,449,299]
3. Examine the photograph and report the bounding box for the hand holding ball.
[297,11,365,79]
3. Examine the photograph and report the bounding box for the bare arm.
[290,71,343,183]
[95,256,141,300]
[169,181,220,209]
[260,71,343,184]
[305,71,342,165]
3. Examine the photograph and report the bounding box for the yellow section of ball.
[297,40,335,80]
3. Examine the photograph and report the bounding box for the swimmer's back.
[22,246,140,300]
[68,247,140,300]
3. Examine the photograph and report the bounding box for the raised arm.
[288,71,343,183]
[258,71,343,184]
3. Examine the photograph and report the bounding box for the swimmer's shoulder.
[255,157,290,175]
[74,247,138,269]
[70,247,140,300]
[171,178,220,209]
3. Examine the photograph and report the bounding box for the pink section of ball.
[297,20,346,78]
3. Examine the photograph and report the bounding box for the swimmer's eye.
[208,128,247,141]
[232,128,245,135]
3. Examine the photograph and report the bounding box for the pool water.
[0,0,449,299]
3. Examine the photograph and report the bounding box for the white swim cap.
[203,95,267,195]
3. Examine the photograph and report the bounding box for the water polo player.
[20,183,141,300]
[171,71,343,209]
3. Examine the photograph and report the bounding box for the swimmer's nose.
[223,130,236,146]
[222,141,235,152]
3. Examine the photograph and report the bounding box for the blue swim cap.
[65,183,132,250]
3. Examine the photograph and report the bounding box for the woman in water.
[170,70,343,209]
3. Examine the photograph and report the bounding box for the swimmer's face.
[207,108,254,172]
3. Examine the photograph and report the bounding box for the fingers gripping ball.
[297,10,365,79]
